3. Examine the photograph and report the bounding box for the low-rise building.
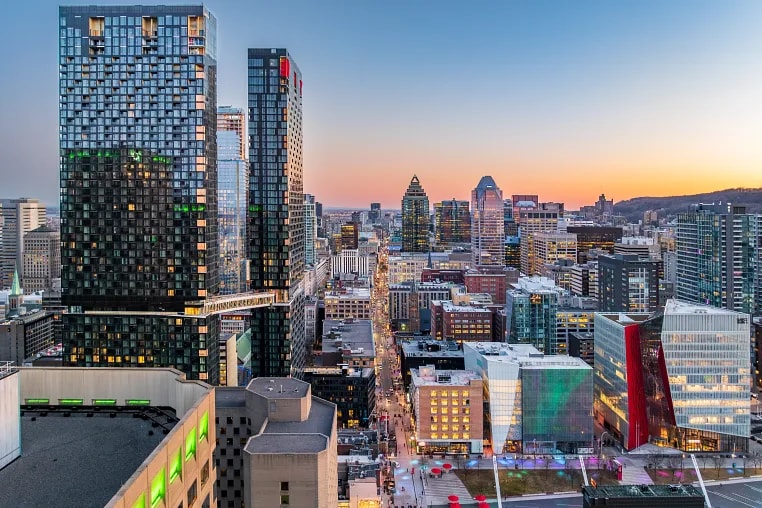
[399,339,464,389]
[325,289,372,320]
[410,365,483,455]
[431,301,493,343]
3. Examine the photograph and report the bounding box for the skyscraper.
[22,226,61,293]
[368,202,381,224]
[401,175,430,252]
[59,6,220,383]
[218,106,249,294]
[598,253,661,313]
[471,176,504,266]
[0,198,46,289]
[434,199,470,245]
[676,203,755,314]
[247,48,306,378]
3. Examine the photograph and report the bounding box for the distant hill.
[614,188,762,222]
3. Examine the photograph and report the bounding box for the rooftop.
[325,288,371,299]
[245,433,328,454]
[511,276,563,294]
[248,377,310,399]
[0,411,173,508]
[596,313,653,326]
[411,367,480,387]
[252,397,336,454]
[436,301,492,313]
[664,298,745,316]
[582,484,703,499]
[464,342,592,370]
[400,340,463,358]
[321,320,374,356]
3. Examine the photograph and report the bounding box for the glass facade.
[434,199,470,245]
[217,116,248,295]
[676,204,755,314]
[471,176,505,267]
[401,176,430,253]
[506,288,560,354]
[59,6,219,384]
[247,48,306,378]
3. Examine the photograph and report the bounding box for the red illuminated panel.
[657,343,676,426]
[279,56,290,78]
[624,324,649,450]
[299,79,303,96]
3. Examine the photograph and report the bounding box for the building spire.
[10,267,21,296]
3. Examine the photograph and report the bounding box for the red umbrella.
[443,463,453,470]
[431,467,442,475]
[478,503,489,508]
[474,494,487,502]
[448,494,459,502]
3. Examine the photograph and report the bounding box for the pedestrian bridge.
[184,292,275,317]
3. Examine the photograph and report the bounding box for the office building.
[505,277,564,354]
[566,226,622,263]
[511,195,539,224]
[0,367,216,508]
[324,289,371,320]
[531,231,577,276]
[401,175,430,253]
[464,342,593,455]
[305,194,318,266]
[0,198,46,289]
[387,253,428,284]
[331,249,373,279]
[215,377,338,508]
[676,204,755,314]
[388,281,452,333]
[340,222,359,251]
[614,236,661,260]
[519,204,561,275]
[368,202,381,224]
[556,295,597,355]
[59,6,221,383]
[431,300,492,343]
[304,364,376,429]
[247,48,306,378]
[598,254,661,313]
[471,176,505,266]
[399,340,465,388]
[504,235,521,269]
[568,332,595,366]
[21,226,60,293]
[0,310,56,366]
[594,300,750,452]
[464,266,515,305]
[410,365,483,454]
[434,199,470,245]
[571,261,599,299]
[218,106,249,294]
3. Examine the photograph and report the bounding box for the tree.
[709,455,724,478]
[651,454,666,472]
[666,456,681,482]
[543,455,552,479]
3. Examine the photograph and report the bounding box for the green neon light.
[93,399,117,406]
[185,427,197,462]
[59,399,84,405]
[131,493,146,508]
[152,155,171,164]
[127,399,151,406]
[199,411,209,442]
[25,398,49,404]
[248,204,261,212]
[169,447,182,483]
[150,467,166,508]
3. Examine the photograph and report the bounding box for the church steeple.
[8,267,23,312]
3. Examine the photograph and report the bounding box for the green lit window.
[199,411,209,442]
[150,468,166,508]
[93,399,117,406]
[59,399,84,405]
[25,398,49,405]
[185,427,197,461]
[127,399,151,406]
[131,493,146,508]
[169,447,182,483]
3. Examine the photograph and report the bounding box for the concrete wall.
[19,367,209,416]
[0,371,20,470]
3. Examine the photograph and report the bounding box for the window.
[280,494,290,505]
[200,461,210,487]
[187,480,197,506]
[281,482,289,491]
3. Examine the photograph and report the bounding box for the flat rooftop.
[465,342,592,370]
[248,397,336,454]
[665,298,744,316]
[596,312,652,325]
[400,341,464,358]
[0,411,174,507]
[322,320,374,355]
[438,301,492,313]
[583,484,703,499]
[248,377,310,399]
[411,368,480,387]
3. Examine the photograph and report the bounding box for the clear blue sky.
[1,0,761,208]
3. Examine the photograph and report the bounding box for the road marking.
[709,490,757,507]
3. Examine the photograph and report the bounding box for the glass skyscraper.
[247,48,306,378]
[401,175,430,253]
[434,199,470,245]
[304,194,317,266]
[59,5,220,383]
[217,106,248,294]
[676,203,755,314]
[471,176,505,267]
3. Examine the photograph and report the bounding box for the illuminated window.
[150,468,166,508]
[185,427,197,461]
[199,411,209,441]
[169,447,182,483]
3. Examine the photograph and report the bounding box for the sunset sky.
[1,0,761,209]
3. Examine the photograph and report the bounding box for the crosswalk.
[421,470,473,506]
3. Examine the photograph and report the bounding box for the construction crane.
[492,456,503,508]
[690,453,712,508]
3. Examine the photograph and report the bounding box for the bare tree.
[666,456,681,482]
[709,455,724,478]
[752,451,762,473]
[651,454,666,471]
[543,455,552,479]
